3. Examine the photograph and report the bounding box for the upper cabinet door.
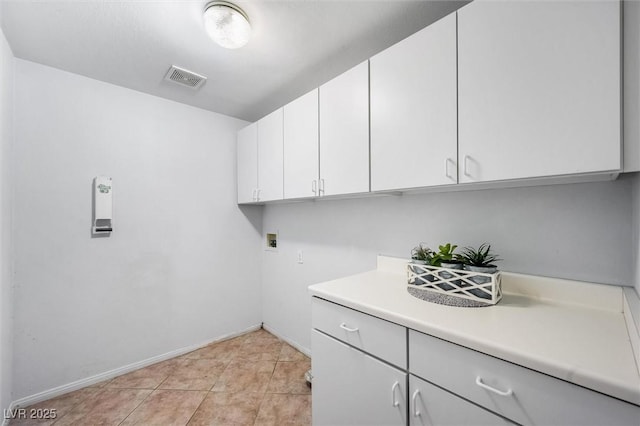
[319,61,370,197]
[257,108,284,202]
[458,0,621,183]
[237,122,258,204]
[283,89,319,199]
[371,12,457,191]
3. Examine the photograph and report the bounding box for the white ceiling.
[0,0,468,122]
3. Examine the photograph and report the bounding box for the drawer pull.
[391,381,400,407]
[463,155,472,178]
[339,323,359,333]
[445,158,456,182]
[475,376,513,396]
[411,389,421,417]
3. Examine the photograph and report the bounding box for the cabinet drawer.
[409,330,640,425]
[312,297,406,369]
[409,374,514,426]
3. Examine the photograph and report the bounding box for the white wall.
[12,59,263,399]
[0,17,13,415]
[262,179,634,352]
[633,174,640,295]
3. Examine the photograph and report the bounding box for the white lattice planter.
[407,262,502,306]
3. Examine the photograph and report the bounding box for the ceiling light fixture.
[203,1,251,49]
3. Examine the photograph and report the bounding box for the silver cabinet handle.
[411,389,421,417]
[339,323,358,332]
[252,189,257,202]
[445,158,456,182]
[463,155,472,178]
[256,188,261,201]
[391,381,400,407]
[312,180,317,195]
[319,178,325,195]
[475,376,513,396]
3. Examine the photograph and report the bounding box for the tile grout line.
[253,342,282,425]
[153,357,186,392]
[184,392,208,426]
[114,360,184,426]
[50,387,109,426]
[115,388,155,426]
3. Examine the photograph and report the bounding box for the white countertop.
[308,256,640,406]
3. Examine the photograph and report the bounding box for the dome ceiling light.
[203,1,251,49]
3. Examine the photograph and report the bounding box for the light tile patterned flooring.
[11,329,311,425]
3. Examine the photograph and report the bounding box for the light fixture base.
[204,1,249,23]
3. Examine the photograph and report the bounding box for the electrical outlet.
[297,250,304,264]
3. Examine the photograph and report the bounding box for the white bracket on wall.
[92,176,113,235]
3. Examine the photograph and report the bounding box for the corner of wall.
[0,13,14,418]
[633,173,640,296]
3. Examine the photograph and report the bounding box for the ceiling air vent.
[164,65,207,89]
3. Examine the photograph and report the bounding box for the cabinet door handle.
[391,381,400,407]
[256,189,261,202]
[463,155,472,178]
[319,178,325,195]
[312,180,317,195]
[252,189,257,202]
[445,158,456,182]
[475,376,513,396]
[411,389,421,417]
[339,323,358,333]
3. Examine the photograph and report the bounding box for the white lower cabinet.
[409,375,513,426]
[409,330,640,426]
[311,330,407,426]
[311,296,640,425]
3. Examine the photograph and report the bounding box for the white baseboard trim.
[262,323,311,358]
[8,324,261,411]
[2,401,18,426]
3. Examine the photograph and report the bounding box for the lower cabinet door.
[409,375,514,426]
[311,329,407,426]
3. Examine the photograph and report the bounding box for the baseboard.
[262,323,311,357]
[8,324,261,410]
[2,401,18,426]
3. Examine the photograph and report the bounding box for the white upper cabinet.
[257,108,284,202]
[457,0,621,183]
[370,12,457,191]
[237,122,258,204]
[239,1,624,205]
[319,61,370,197]
[283,89,319,199]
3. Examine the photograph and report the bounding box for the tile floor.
[10,329,312,425]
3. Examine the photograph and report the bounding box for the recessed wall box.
[93,176,113,235]
[266,232,278,251]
